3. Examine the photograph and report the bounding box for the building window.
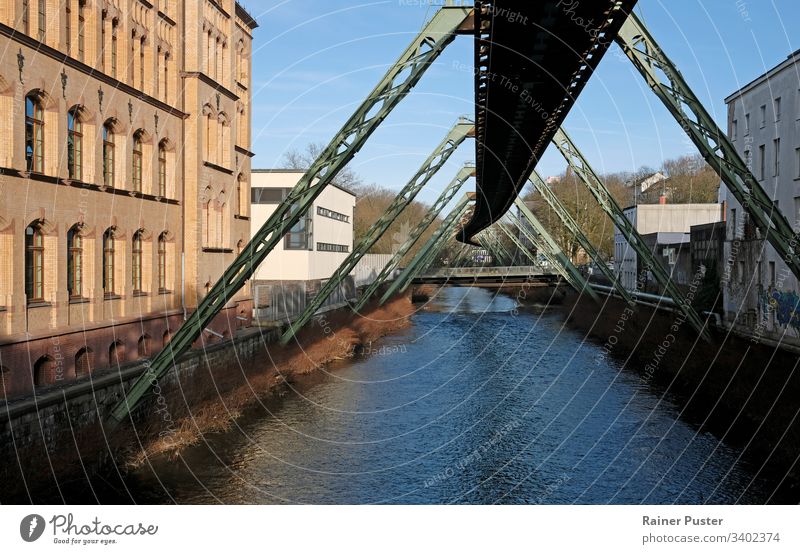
[25,93,44,173]
[67,108,83,180]
[251,187,290,204]
[137,335,150,358]
[33,356,53,387]
[111,20,118,77]
[163,52,170,103]
[759,144,765,180]
[732,119,737,141]
[25,222,45,302]
[317,242,350,253]
[731,208,737,240]
[285,208,312,250]
[158,141,167,197]
[139,37,146,90]
[760,105,766,128]
[67,225,83,298]
[775,97,782,121]
[774,138,781,177]
[132,131,143,192]
[77,0,85,61]
[132,230,143,293]
[37,0,45,42]
[103,228,115,296]
[745,113,750,135]
[236,174,246,215]
[769,261,776,286]
[317,206,350,223]
[75,348,92,377]
[739,261,746,284]
[65,1,71,54]
[158,233,168,292]
[103,121,115,187]
[22,0,29,34]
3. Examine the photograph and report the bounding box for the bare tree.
[281,142,365,194]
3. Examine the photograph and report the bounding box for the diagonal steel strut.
[280,121,474,344]
[527,170,636,306]
[353,164,475,313]
[513,198,601,303]
[107,5,473,424]
[552,127,710,340]
[380,197,472,303]
[617,12,800,282]
[495,222,539,266]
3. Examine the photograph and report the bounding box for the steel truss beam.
[108,5,473,424]
[495,222,540,266]
[617,13,800,281]
[528,170,635,306]
[552,127,709,339]
[380,197,472,303]
[513,199,601,302]
[481,228,515,266]
[280,121,474,343]
[353,164,475,313]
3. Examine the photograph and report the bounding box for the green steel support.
[506,211,584,294]
[528,170,635,306]
[450,242,472,267]
[481,229,514,266]
[380,197,471,303]
[280,121,473,343]
[108,5,472,424]
[495,220,540,266]
[513,199,601,302]
[353,164,474,312]
[617,13,800,281]
[552,127,709,339]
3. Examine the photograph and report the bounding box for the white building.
[250,170,356,281]
[723,50,800,343]
[615,204,722,291]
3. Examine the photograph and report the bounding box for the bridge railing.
[418,265,543,278]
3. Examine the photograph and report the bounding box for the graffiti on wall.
[759,286,800,334]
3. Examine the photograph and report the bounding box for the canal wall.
[0,292,414,503]
[555,292,800,496]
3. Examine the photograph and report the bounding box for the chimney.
[659,194,667,205]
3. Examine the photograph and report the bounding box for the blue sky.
[244,0,799,205]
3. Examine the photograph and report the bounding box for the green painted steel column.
[380,197,471,304]
[527,170,635,306]
[513,199,601,302]
[280,120,473,344]
[353,164,474,313]
[552,127,709,339]
[617,12,800,282]
[107,5,473,424]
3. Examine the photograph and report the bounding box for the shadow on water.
[69,287,794,504]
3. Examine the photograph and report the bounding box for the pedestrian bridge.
[413,266,558,287]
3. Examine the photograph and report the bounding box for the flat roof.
[251,169,357,197]
[725,49,800,104]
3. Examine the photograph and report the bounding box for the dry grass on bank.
[128,295,414,466]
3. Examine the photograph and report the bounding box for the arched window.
[205,113,213,162]
[102,121,115,187]
[67,224,83,298]
[33,356,53,387]
[25,93,44,173]
[158,140,167,197]
[132,230,143,293]
[137,335,150,358]
[157,232,168,292]
[237,174,247,216]
[132,131,143,192]
[162,330,171,347]
[108,341,124,367]
[102,227,115,295]
[139,36,145,89]
[22,0,29,34]
[25,221,45,302]
[75,348,92,377]
[67,107,83,180]
[65,1,71,54]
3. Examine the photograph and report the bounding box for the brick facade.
[0,0,257,400]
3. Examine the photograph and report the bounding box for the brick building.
[0,0,257,399]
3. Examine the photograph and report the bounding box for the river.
[101,287,779,504]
